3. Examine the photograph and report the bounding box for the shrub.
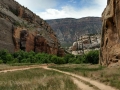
[0,60,3,64]
[0,49,13,63]
[84,50,99,64]
[64,54,74,63]
[68,57,76,63]
[12,58,19,63]
[51,55,58,64]
[57,57,65,64]
[75,55,86,64]
[0,49,99,65]
[6,54,14,63]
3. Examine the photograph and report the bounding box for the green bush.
[68,57,76,63]
[0,60,3,64]
[75,55,86,64]
[84,50,99,64]
[64,54,74,63]
[0,49,99,65]
[12,58,19,63]
[63,50,99,64]
[0,50,14,63]
[51,55,58,64]
[6,54,14,63]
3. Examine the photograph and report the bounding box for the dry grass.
[50,64,120,89]
[0,67,79,90]
[0,64,43,71]
[0,64,27,71]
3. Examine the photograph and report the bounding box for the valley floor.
[0,64,119,90]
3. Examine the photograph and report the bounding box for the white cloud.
[15,0,107,20]
[37,0,107,20]
[94,0,107,7]
[15,0,57,11]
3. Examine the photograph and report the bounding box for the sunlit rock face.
[100,0,120,66]
[0,0,65,56]
[70,34,100,55]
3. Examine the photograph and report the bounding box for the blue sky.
[15,0,107,20]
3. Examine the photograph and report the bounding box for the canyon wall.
[100,0,120,66]
[0,0,64,56]
[46,17,102,47]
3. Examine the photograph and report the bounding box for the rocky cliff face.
[100,0,120,66]
[0,0,64,56]
[46,17,102,47]
[68,34,100,55]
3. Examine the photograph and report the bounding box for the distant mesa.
[46,17,102,47]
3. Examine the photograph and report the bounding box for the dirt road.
[0,65,117,90]
[43,66,117,90]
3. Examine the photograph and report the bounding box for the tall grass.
[50,64,104,76]
[50,64,120,89]
[0,68,79,90]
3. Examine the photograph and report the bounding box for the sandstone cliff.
[100,0,120,66]
[68,34,100,55]
[46,17,102,47]
[0,0,64,56]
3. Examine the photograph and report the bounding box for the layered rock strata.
[46,17,102,46]
[100,0,120,66]
[0,0,64,56]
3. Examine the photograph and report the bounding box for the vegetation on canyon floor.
[0,64,120,89]
[0,67,79,90]
[0,49,119,89]
[50,64,120,89]
[0,49,99,65]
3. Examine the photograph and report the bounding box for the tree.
[85,50,99,64]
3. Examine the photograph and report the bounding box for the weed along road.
[42,65,117,90]
[0,65,117,90]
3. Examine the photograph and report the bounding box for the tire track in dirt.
[0,65,117,90]
[42,66,117,90]
[0,65,42,73]
[71,77,95,90]
[0,65,95,90]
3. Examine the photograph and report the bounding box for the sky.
[15,0,107,20]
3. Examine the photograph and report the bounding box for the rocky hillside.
[46,17,102,47]
[100,0,120,66]
[0,0,64,56]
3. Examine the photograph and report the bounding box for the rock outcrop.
[100,0,120,66]
[0,0,64,56]
[68,34,100,55]
[46,17,102,47]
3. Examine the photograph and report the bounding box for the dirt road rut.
[0,65,117,90]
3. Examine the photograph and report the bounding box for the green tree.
[0,50,13,63]
[84,50,99,64]
[64,54,74,63]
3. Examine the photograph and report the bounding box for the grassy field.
[0,64,29,71]
[0,63,42,71]
[0,66,79,90]
[50,64,120,89]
